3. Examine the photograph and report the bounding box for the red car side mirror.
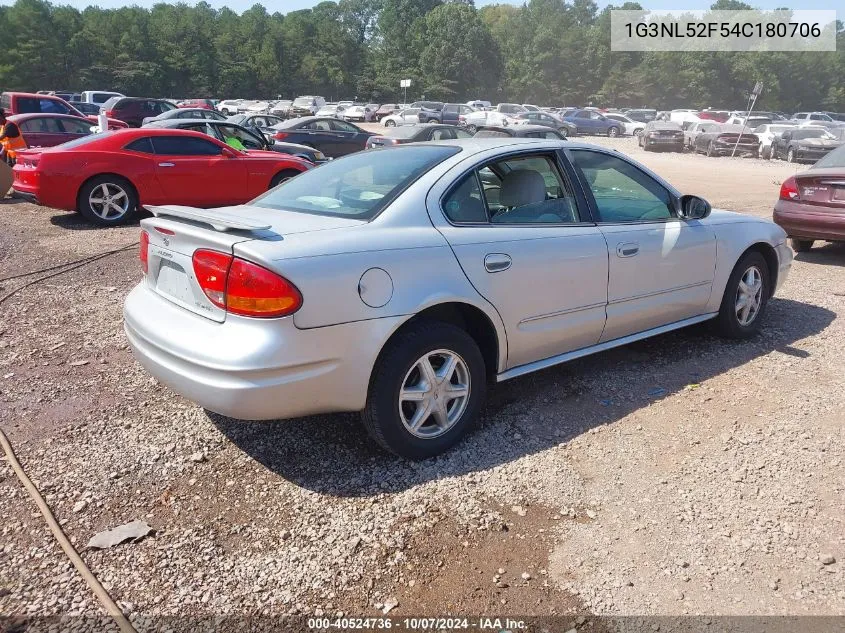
[221,147,237,158]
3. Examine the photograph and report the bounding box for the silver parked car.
[124,139,792,459]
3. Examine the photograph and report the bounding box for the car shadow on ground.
[209,297,835,497]
[794,242,845,268]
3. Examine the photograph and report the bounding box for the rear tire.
[790,238,814,252]
[608,126,620,137]
[558,127,568,138]
[384,119,396,127]
[761,145,771,160]
[787,147,796,163]
[467,124,477,134]
[362,321,486,460]
[77,175,138,227]
[715,251,770,339]
[270,169,301,188]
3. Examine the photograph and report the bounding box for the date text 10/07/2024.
[307,617,528,630]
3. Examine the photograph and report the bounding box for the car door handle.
[616,242,639,257]
[158,162,175,167]
[484,253,512,273]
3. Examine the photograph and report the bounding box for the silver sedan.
[124,138,792,459]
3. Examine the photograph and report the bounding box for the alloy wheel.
[398,349,470,439]
[735,265,764,326]
[88,182,130,221]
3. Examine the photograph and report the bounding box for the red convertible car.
[12,128,312,226]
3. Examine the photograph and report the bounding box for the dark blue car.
[269,116,374,157]
[564,109,623,137]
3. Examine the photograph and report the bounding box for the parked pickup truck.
[417,102,476,124]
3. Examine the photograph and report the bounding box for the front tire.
[790,238,814,252]
[77,175,138,226]
[558,126,568,138]
[787,147,796,163]
[761,145,771,160]
[362,321,486,460]
[608,126,620,137]
[270,169,301,188]
[715,251,770,339]
[466,124,477,134]
[384,119,396,127]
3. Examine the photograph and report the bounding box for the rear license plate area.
[155,257,195,306]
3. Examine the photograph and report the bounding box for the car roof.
[416,137,606,152]
[7,112,89,122]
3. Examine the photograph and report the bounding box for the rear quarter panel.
[39,150,164,209]
[233,200,508,371]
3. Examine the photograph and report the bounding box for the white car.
[668,109,700,125]
[217,100,243,116]
[604,113,644,136]
[753,123,797,159]
[316,104,347,118]
[125,138,792,459]
[463,109,517,131]
[244,101,270,113]
[343,105,370,122]
[382,108,421,127]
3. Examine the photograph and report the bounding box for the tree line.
[0,0,843,112]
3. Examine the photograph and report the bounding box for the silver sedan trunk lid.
[142,205,365,321]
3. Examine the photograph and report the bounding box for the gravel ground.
[0,135,843,627]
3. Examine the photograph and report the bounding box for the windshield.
[293,98,314,106]
[251,145,460,219]
[813,144,845,168]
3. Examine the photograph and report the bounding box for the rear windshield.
[474,130,510,138]
[793,129,834,139]
[814,144,845,168]
[384,126,424,138]
[251,145,460,219]
[48,131,114,150]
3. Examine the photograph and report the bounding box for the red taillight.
[104,110,115,118]
[192,250,231,308]
[153,226,175,235]
[140,230,150,274]
[780,176,799,201]
[192,250,302,318]
[273,132,289,140]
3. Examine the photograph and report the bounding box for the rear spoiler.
[147,205,271,232]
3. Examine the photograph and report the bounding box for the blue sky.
[2,0,841,13]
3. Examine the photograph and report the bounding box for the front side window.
[443,154,579,225]
[569,150,675,222]
[216,124,263,149]
[252,145,459,219]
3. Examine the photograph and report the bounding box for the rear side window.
[151,136,222,156]
[20,117,61,133]
[124,137,154,153]
[443,154,579,225]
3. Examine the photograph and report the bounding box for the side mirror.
[679,194,711,220]
[221,146,237,158]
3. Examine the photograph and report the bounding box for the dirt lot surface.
[1,135,843,628]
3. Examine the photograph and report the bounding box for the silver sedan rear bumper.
[123,283,404,420]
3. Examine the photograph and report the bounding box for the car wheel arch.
[743,242,779,298]
[76,172,140,209]
[373,301,505,386]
